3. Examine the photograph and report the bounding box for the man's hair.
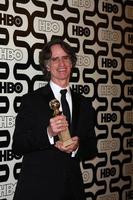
[39,38,77,81]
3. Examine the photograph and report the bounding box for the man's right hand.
[48,115,68,137]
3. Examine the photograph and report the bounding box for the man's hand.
[55,136,79,154]
[48,115,68,137]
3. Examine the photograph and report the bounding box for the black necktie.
[60,89,71,130]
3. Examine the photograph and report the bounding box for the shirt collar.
[50,80,70,94]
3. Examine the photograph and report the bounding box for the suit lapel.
[71,90,81,136]
[40,83,55,118]
[41,83,55,102]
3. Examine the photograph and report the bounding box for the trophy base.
[62,138,73,147]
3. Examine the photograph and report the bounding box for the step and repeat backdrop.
[0,0,133,200]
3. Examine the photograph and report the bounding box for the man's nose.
[58,58,65,66]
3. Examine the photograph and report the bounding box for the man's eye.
[63,56,69,60]
[52,57,59,62]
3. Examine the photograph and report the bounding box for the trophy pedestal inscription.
[49,99,73,147]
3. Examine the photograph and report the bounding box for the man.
[12,39,98,200]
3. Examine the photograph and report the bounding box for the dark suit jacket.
[12,83,97,200]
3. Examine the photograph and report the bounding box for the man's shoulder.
[71,89,90,101]
[24,84,49,97]
[21,84,50,103]
[71,90,94,111]
[22,87,42,98]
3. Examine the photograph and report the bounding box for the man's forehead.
[51,44,68,56]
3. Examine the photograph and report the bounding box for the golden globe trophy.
[49,99,73,147]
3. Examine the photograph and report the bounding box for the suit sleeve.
[75,98,98,161]
[12,94,52,156]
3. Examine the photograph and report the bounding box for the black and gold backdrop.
[0,0,133,200]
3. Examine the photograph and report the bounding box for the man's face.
[47,44,72,85]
